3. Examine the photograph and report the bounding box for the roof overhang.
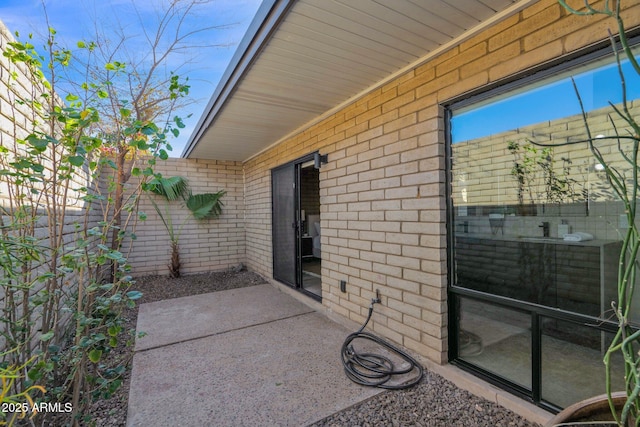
[182,0,537,161]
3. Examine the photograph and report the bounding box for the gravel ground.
[310,372,540,427]
[86,269,542,427]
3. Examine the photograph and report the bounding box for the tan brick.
[359,230,387,242]
[357,168,385,184]
[405,269,446,290]
[368,86,398,109]
[437,41,487,77]
[354,105,382,125]
[348,239,372,251]
[401,100,432,123]
[358,189,385,201]
[346,141,371,156]
[358,210,384,221]
[370,131,400,149]
[360,250,387,264]
[394,63,432,92]
[461,41,521,81]
[387,274,421,296]
[346,181,369,193]
[385,232,419,246]
[371,176,401,190]
[357,146,384,162]
[335,135,358,151]
[372,262,402,278]
[372,322,404,345]
[370,109,399,129]
[344,102,369,120]
[383,113,417,134]
[497,3,562,53]
[387,318,420,341]
[384,186,418,199]
[372,199,401,211]
[385,161,419,177]
[371,220,400,232]
[371,154,400,170]
[382,90,416,114]
[384,137,418,156]
[421,283,447,300]
[347,161,371,176]
[349,258,372,272]
[374,302,403,322]
[345,121,370,138]
[372,242,402,256]
[336,171,358,185]
[405,336,446,364]
[418,68,459,99]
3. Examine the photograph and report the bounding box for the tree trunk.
[169,241,180,278]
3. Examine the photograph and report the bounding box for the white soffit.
[183,0,534,161]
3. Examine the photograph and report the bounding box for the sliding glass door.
[272,162,296,286]
[271,153,322,300]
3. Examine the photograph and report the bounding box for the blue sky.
[451,54,640,143]
[0,0,263,156]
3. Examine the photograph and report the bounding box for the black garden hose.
[341,294,424,390]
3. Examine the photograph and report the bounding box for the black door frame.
[271,152,321,301]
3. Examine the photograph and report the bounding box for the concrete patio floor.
[126,284,384,426]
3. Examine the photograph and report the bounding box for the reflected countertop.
[455,233,620,247]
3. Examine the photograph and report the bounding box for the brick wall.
[242,0,640,365]
[125,158,245,276]
[0,22,39,147]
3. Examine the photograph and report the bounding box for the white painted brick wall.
[125,158,246,276]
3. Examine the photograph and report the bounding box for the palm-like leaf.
[147,176,189,201]
[186,191,226,220]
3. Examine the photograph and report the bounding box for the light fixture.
[314,152,328,169]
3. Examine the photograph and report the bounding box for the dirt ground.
[89,268,268,426]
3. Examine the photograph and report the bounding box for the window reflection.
[451,55,640,143]
[458,298,531,389]
[450,45,640,409]
[541,318,624,408]
[450,48,640,320]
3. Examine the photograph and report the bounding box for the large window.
[448,42,639,410]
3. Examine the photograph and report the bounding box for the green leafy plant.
[0,1,231,424]
[0,27,184,425]
[0,354,46,426]
[508,140,539,208]
[507,140,580,212]
[146,175,225,277]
